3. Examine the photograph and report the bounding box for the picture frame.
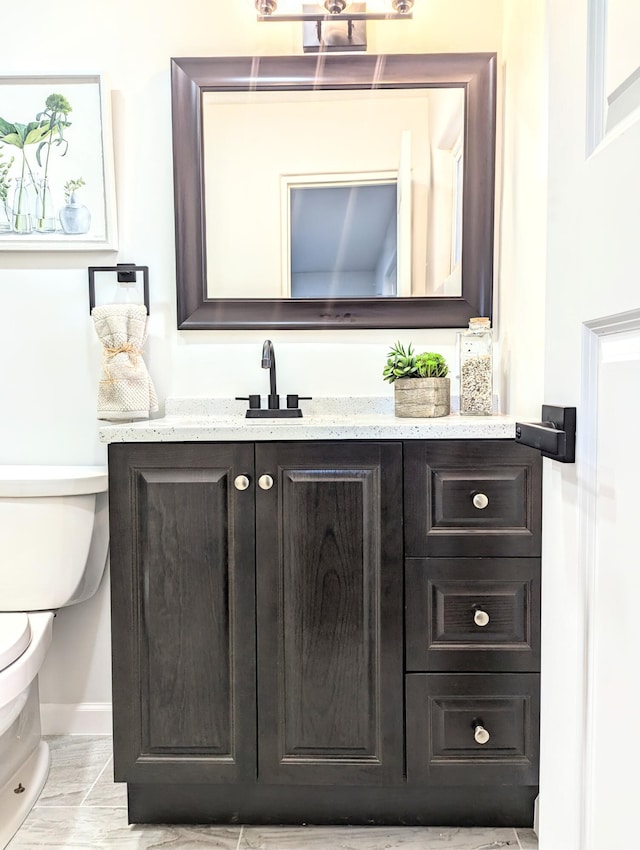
[0,74,118,251]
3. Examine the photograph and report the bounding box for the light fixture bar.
[256,0,414,21]
[258,11,412,20]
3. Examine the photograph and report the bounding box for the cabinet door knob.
[473,608,490,627]
[234,475,251,491]
[472,492,489,509]
[258,474,274,490]
[473,722,490,745]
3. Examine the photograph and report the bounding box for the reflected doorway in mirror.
[281,167,411,299]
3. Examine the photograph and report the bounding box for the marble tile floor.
[8,736,538,850]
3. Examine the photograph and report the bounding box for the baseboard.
[40,702,112,736]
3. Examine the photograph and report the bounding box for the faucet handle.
[235,394,261,409]
[286,394,312,409]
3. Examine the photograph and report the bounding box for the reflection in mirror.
[288,179,399,298]
[171,53,496,330]
[282,175,398,298]
[202,87,464,300]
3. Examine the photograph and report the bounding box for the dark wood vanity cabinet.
[107,438,541,826]
[403,440,542,794]
[108,441,403,789]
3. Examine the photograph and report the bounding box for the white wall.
[497,2,547,420]
[1,0,551,730]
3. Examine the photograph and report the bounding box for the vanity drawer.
[405,558,540,672]
[404,441,542,557]
[405,673,539,786]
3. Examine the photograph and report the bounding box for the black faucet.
[236,340,311,418]
[261,339,279,409]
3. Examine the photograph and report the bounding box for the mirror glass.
[171,53,496,330]
[202,87,464,300]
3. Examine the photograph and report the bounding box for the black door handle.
[515,405,576,463]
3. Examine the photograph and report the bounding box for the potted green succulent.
[383,341,450,418]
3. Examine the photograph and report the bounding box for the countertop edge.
[98,412,516,443]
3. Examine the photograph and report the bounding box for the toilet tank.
[0,466,109,612]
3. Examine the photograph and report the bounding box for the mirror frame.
[171,52,496,330]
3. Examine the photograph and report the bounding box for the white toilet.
[0,466,109,848]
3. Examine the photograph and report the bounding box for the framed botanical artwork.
[0,74,118,250]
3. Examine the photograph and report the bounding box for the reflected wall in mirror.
[171,53,496,330]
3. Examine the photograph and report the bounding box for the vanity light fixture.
[255,0,414,21]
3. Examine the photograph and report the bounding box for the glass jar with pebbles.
[458,317,493,415]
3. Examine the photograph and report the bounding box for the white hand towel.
[92,303,158,421]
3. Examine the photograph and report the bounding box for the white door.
[541,2,640,849]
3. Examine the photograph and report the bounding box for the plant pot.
[394,377,451,418]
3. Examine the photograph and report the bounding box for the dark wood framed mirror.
[171,52,496,330]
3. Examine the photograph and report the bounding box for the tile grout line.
[79,754,113,806]
[235,824,244,850]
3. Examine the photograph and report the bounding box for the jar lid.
[469,317,491,328]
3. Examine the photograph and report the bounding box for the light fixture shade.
[256,0,414,20]
[325,0,348,12]
[256,0,278,13]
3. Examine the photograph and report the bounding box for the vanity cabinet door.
[254,441,404,785]
[108,442,257,785]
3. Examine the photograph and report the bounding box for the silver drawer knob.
[473,723,490,745]
[472,492,489,510]
[258,474,274,490]
[234,475,251,491]
[473,609,490,627]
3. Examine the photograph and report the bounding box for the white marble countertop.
[98,397,517,443]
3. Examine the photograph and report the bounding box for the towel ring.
[88,264,150,314]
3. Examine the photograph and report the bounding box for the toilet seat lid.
[0,612,31,671]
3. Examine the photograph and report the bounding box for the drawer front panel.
[406,673,540,785]
[404,441,542,557]
[406,558,541,672]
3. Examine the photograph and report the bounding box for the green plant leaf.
[24,124,52,146]
[415,351,449,378]
[382,340,422,382]
[0,117,17,137]
[0,132,22,148]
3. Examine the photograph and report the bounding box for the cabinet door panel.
[109,443,256,784]
[255,442,403,785]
